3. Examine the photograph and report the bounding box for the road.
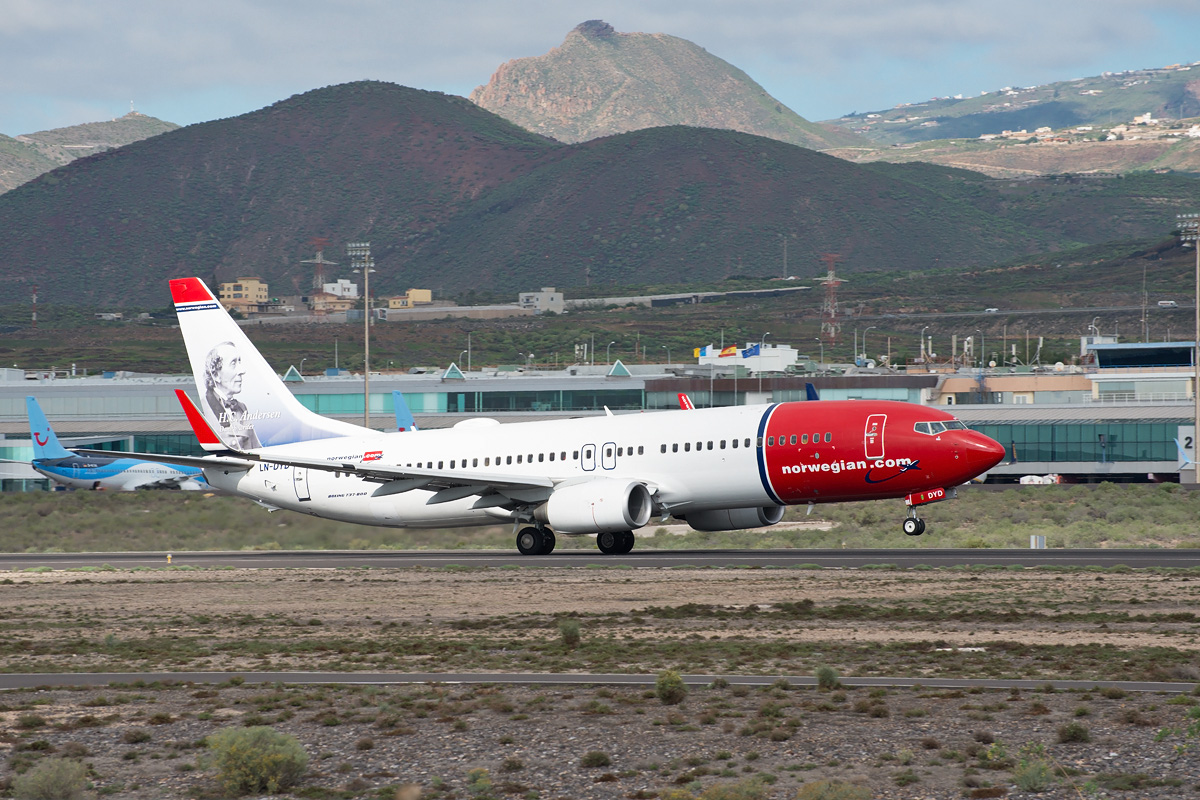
[1,548,1197,570]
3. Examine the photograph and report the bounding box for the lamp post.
[813,337,823,369]
[920,326,929,364]
[459,350,468,367]
[1178,212,1200,479]
[759,332,770,394]
[863,326,877,365]
[661,345,671,365]
[467,331,472,373]
[606,341,616,365]
[975,329,984,369]
[347,242,375,428]
[299,358,306,375]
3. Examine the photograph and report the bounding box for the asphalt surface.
[1,548,1198,570]
[0,671,1194,694]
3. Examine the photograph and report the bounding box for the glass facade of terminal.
[970,421,1186,463]
[294,389,644,415]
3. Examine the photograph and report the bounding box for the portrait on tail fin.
[202,341,261,450]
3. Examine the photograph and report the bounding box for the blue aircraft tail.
[26,397,72,460]
[393,391,418,431]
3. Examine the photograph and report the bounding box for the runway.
[0,670,1193,694]
[0,548,1198,570]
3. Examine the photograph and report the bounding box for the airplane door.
[293,468,312,502]
[581,444,597,472]
[601,441,617,470]
[864,414,887,460]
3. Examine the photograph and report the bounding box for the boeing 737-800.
[81,278,1005,554]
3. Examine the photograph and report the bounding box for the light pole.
[347,241,375,428]
[920,325,929,364]
[467,331,472,373]
[661,345,671,365]
[299,357,306,375]
[1178,212,1200,480]
[813,337,823,369]
[759,332,770,394]
[459,350,468,367]
[606,341,616,364]
[1089,317,1100,338]
[975,329,985,369]
[863,326,877,365]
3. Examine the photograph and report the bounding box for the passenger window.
[484,457,490,466]
[768,436,775,446]
[696,441,702,451]
[517,455,522,464]
[605,447,613,458]
[637,446,644,455]
[672,443,679,453]
[685,442,691,452]
[745,438,751,448]
[562,451,567,460]
[538,453,544,462]
[789,435,797,445]
[549,452,555,461]
[573,451,579,459]
[617,447,623,457]
[732,439,738,449]
[506,456,512,465]
[801,434,808,444]
[824,432,831,443]
[756,437,763,448]
[438,461,444,469]
[707,441,713,450]
[450,460,455,469]
[720,440,726,449]
[661,444,667,453]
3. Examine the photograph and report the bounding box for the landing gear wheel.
[902,517,925,536]
[596,530,622,554]
[616,530,635,554]
[538,529,556,555]
[516,527,543,555]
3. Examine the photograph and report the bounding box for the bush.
[1057,721,1091,743]
[580,751,611,767]
[12,757,87,800]
[815,665,841,690]
[558,618,581,649]
[795,779,872,799]
[207,725,308,796]
[656,669,688,705]
[1013,743,1056,792]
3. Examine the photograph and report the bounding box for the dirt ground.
[2,565,1199,798]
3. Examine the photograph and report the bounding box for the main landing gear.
[596,530,635,555]
[516,526,556,556]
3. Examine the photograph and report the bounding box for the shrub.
[12,757,87,800]
[122,728,151,744]
[558,617,581,648]
[581,751,611,768]
[815,665,841,690]
[207,725,308,796]
[656,670,688,705]
[795,779,872,800]
[1013,743,1056,792]
[1057,721,1091,743]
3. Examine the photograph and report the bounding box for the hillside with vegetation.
[470,20,861,151]
[0,111,178,194]
[0,80,1123,309]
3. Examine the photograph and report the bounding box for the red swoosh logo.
[34,432,49,446]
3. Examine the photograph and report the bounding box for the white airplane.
[81,277,1005,555]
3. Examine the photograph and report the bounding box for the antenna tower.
[301,237,338,291]
[816,254,845,345]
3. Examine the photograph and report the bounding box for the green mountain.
[0,80,1194,309]
[0,112,179,194]
[824,62,1200,144]
[470,20,861,150]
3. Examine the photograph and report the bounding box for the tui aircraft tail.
[169,277,371,450]
[26,396,73,460]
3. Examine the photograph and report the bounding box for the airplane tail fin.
[392,391,418,431]
[805,383,820,401]
[1175,438,1194,468]
[26,396,72,460]
[169,277,371,448]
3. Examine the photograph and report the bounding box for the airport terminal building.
[1,340,1195,491]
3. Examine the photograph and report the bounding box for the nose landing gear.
[903,487,953,537]
[902,514,926,536]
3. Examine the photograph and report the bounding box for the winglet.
[175,389,227,451]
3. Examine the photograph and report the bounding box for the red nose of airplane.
[964,432,1007,473]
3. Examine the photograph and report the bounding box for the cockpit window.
[915,419,968,435]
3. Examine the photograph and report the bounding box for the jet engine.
[536,479,653,534]
[678,505,785,532]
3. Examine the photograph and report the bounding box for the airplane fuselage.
[33,456,204,491]
[201,400,1002,531]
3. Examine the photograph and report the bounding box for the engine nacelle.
[536,479,653,534]
[679,505,785,532]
